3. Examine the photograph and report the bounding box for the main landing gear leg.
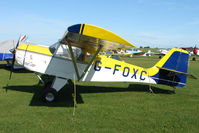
[42,77,68,103]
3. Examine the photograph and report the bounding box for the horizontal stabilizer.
[157,66,197,79]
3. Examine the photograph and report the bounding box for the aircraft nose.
[15,49,24,66]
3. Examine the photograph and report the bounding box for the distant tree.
[144,46,150,48]
[140,46,143,48]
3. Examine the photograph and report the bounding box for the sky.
[0,0,199,48]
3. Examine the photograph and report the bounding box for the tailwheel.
[42,88,58,103]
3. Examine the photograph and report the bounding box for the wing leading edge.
[60,24,135,54]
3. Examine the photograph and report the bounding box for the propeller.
[9,36,21,80]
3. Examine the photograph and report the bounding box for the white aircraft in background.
[125,48,144,57]
[9,24,196,102]
[142,50,152,57]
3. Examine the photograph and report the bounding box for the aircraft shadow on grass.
[0,64,6,69]
[0,64,32,73]
[3,83,174,107]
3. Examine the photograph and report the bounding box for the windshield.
[49,42,59,54]
[52,43,85,62]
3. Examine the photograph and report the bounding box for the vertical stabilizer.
[152,48,189,87]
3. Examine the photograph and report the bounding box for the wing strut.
[79,45,102,81]
[67,41,102,81]
[67,42,80,80]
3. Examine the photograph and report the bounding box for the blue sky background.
[0,0,199,48]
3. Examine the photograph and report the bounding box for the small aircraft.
[125,48,145,57]
[0,35,28,68]
[158,49,170,55]
[142,50,152,57]
[153,49,170,58]
[10,24,196,102]
[193,46,199,56]
[182,46,198,56]
[181,46,198,60]
[115,49,134,57]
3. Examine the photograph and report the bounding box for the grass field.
[0,56,199,133]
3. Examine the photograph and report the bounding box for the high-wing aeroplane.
[11,24,196,102]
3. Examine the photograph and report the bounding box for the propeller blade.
[9,35,25,80]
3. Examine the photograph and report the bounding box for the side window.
[54,44,85,62]
[55,44,70,58]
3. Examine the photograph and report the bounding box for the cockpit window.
[49,42,59,54]
[53,43,85,62]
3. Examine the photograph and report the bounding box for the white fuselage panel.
[45,56,87,80]
[16,49,52,73]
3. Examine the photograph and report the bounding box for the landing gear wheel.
[42,88,58,103]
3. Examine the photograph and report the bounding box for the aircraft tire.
[41,88,58,103]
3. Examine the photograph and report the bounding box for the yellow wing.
[60,24,135,54]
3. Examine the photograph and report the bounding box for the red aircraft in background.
[181,46,198,60]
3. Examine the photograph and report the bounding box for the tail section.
[151,48,193,87]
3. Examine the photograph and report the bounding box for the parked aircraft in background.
[181,46,199,56]
[125,48,145,56]
[116,49,134,57]
[151,49,170,58]
[158,49,170,55]
[142,50,152,57]
[181,46,198,61]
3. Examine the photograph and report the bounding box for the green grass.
[0,56,199,133]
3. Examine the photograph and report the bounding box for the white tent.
[0,40,17,53]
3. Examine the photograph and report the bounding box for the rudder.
[152,48,189,87]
